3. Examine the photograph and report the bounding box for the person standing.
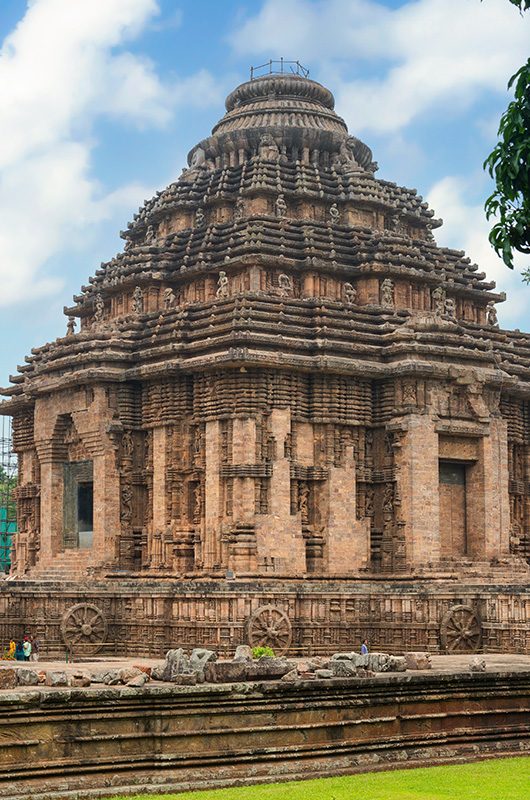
[360,639,369,655]
[22,637,32,661]
[30,636,40,662]
[15,641,25,661]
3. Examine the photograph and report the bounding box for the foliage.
[483,2,530,277]
[251,645,275,659]
[104,756,530,799]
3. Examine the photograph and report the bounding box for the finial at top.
[250,59,310,81]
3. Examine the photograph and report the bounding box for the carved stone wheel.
[246,605,292,656]
[61,603,108,654]
[440,604,482,653]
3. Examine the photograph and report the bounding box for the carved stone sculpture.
[432,285,446,315]
[66,317,76,336]
[444,297,456,318]
[275,194,287,219]
[163,288,176,310]
[487,302,499,328]
[329,203,340,224]
[93,292,105,322]
[278,273,293,296]
[380,278,394,308]
[132,286,144,314]
[343,282,357,304]
[216,271,229,299]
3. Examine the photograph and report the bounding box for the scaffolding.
[250,59,310,80]
[0,417,17,573]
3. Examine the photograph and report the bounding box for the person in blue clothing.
[14,641,25,661]
[360,639,369,655]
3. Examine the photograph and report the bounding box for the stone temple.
[1,70,529,657]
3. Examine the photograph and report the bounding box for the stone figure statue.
[343,282,357,305]
[94,292,105,322]
[487,302,499,328]
[329,203,340,224]
[432,285,446,315]
[189,147,206,169]
[259,133,279,160]
[132,286,144,314]
[278,273,293,295]
[275,194,287,219]
[444,297,456,318]
[298,482,310,524]
[380,278,394,309]
[122,431,134,459]
[195,208,205,226]
[145,225,156,244]
[216,271,229,298]
[234,197,244,221]
[66,316,76,336]
[163,287,176,309]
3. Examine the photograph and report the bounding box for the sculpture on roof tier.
[1,71,528,661]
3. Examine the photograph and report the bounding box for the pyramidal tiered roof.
[3,72,530,404]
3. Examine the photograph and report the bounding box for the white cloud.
[230,0,530,134]
[427,175,530,329]
[0,0,219,307]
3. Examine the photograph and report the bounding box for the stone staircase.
[25,550,95,582]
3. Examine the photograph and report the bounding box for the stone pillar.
[232,418,256,520]
[398,415,440,567]
[255,408,305,573]
[467,419,510,559]
[204,420,221,570]
[150,426,167,567]
[327,448,370,573]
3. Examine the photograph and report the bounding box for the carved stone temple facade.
[1,73,529,657]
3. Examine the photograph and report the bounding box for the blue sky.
[0,0,529,388]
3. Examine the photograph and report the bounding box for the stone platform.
[0,655,529,800]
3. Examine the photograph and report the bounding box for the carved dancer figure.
[216,271,229,298]
[275,193,287,219]
[432,285,446,315]
[234,197,244,221]
[487,301,499,328]
[329,203,340,224]
[195,207,205,226]
[132,286,144,313]
[66,316,76,336]
[163,287,176,309]
[94,292,105,322]
[278,273,293,296]
[380,278,394,308]
[343,282,357,305]
[444,297,456,318]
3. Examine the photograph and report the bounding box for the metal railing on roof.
[250,59,310,80]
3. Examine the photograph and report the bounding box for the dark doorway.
[439,461,467,557]
[63,461,94,548]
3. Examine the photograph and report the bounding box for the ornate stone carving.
[195,207,205,226]
[343,282,357,305]
[275,193,287,219]
[93,292,105,323]
[246,605,292,656]
[440,605,482,653]
[61,604,108,654]
[444,297,456,318]
[66,316,76,336]
[432,285,446,315]
[487,301,499,328]
[380,278,394,308]
[132,286,143,313]
[278,273,293,296]
[163,287,176,309]
[329,203,340,223]
[216,271,229,298]
[259,133,279,160]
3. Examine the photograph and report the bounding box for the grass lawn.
[107,756,530,800]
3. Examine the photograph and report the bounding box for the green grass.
[106,756,530,800]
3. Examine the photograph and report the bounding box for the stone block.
[127,673,147,687]
[161,648,190,681]
[173,673,198,686]
[16,669,39,686]
[387,656,407,672]
[0,669,17,690]
[404,652,432,670]
[119,666,145,684]
[190,648,217,672]
[469,657,487,672]
[281,669,299,682]
[132,664,152,677]
[70,671,91,687]
[204,661,248,683]
[329,660,358,678]
[233,645,253,663]
[314,669,333,680]
[246,657,294,681]
[45,671,68,687]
